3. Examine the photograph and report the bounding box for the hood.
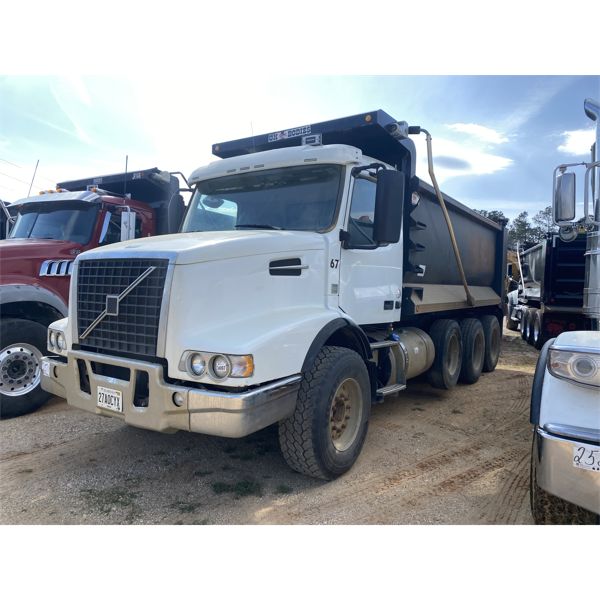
[78,230,326,265]
[0,238,84,261]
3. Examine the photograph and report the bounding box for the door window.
[347,178,376,247]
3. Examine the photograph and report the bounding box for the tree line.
[473,206,557,250]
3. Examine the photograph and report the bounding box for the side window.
[134,212,143,238]
[347,178,376,247]
[98,211,122,246]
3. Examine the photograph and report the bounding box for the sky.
[1,75,598,222]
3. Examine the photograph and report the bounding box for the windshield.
[9,203,99,244]
[182,164,343,233]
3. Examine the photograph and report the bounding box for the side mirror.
[554,172,576,223]
[120,211,137,241]
[373,170,405,244]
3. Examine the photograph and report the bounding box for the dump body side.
[401,178,506,319]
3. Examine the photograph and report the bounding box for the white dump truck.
[41,111,507,479]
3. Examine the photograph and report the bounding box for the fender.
[0,284,68,317]
[302,317,373,373]
[530,337,555,425]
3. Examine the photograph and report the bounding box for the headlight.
[189,353,206,376]
[210,355,231,379]
[180,351,254,379]
[48,331,56,349]
[57,332,67,351]
[548,349,600,387]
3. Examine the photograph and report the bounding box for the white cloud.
[446,123,508,145]
[557,128,595,155]
[413,135,513,185]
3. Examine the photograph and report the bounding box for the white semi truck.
[41,111,507,479]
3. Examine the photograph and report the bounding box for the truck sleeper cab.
[41,111,506,479]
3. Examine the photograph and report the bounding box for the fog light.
[172,392,185,407]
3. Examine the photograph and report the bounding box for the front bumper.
[534,426,600,515]
[41,350,300,438]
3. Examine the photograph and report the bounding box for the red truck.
[0,168,186,418]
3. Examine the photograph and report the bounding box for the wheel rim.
[0,343,43,397]
[329,377,363,452]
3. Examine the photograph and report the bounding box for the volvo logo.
[79,266,156,340]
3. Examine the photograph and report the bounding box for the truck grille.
[76,258,169,356]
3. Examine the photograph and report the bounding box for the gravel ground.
[0,326,539,525]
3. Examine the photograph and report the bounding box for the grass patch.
[275,484,293,494]
[80,487,139,515]
[211,479,263,498]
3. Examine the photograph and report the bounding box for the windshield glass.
[9,203,99,244]
[182,164,343,233]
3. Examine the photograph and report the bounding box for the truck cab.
[0,168,185,418]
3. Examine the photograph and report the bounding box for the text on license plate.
[573,442,600,472]
[97,386,123,413]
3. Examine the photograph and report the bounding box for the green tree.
[531,206,557,243]
[474,209,509,226]
[508,211,537,249]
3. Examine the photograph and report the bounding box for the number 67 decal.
[330,259,339,269]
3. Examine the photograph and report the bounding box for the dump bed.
[58,168,183,235]
[401,180,507,316]
[520,233,586,311]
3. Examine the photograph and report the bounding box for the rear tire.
[0,319,51,419]
[505,300,519,331]
[481,315,501,373]
[278,346,371,480]
[531,310,544,350]
[427,319,462,390]
[520,309,529,341]
[530,433,598,525]
[459,318,485,384]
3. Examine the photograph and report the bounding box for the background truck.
[529,97,600,524]
[506,232,588,348]
[0,168,186,418]
[41,110,507,480]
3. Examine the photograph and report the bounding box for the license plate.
[97,386,123,413]
[573,442,600,472]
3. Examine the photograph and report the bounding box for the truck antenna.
[123,155,128,198]
[27,159,39,197]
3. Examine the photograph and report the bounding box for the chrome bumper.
[41,350,300,438]
[534,426,600,515]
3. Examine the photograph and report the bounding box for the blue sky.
[1,75,598,222]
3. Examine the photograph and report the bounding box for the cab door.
[338,176,403,325]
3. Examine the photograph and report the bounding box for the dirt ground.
[0,325,540,525]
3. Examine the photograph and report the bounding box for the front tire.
[0,319,51,419]
[278,346,371,480]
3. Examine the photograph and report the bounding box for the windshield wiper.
[235,224,284,230]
